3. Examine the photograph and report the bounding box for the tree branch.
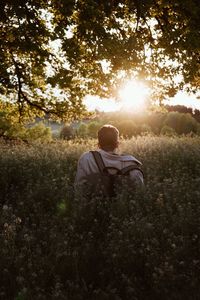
[20,90,70,119]
[10,52,24,122]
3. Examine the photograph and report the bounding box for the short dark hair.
[98,125,119,151]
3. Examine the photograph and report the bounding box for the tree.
[1,0,200,121]
[25,123,52,142]
[164,112,198,134]
[140,124,152,135]
[87,121,101,137]
[164,105,193,115]
[77,123,88,137]
[147,112,167,134]
[0,0,86,122]
[161,125,177,137]
[117,120,138,137]
[60,124,74,140]
[194,109,200,123]
[51,0,200,99]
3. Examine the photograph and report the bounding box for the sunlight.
[83,80,150,112]
[83,95,120,112]
[119,80,149,111]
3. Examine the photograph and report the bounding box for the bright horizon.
[84,90,200,113]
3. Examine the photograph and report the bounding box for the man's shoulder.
[98,149,142,165]
[79,151,92,161]
[120,153,142,165]
[79,150,142,166]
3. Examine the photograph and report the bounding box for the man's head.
[98,125,119,151]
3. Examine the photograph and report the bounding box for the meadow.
[1,136,200,299]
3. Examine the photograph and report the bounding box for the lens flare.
[119,80,149,111]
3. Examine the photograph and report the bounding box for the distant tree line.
[164,105,200,123]
[2,104,200,141]
[60,109,200,139]
[0,111,52,143]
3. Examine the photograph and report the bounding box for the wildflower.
[2,205,8,211]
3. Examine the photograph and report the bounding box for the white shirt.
[75,149,144,187]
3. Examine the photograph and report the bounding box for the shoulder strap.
[90,151,105,174]
[121,165,144,176]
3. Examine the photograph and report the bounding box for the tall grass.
[1,137,200,299]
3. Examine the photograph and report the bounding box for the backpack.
[84,151,143,198]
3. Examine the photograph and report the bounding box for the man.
[75,125,144,193]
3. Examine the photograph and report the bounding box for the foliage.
[0,114,52,142]
[76,122,88,138]
[139,124,153,135]
[87,121,102,138]
[1,1,200,120]
[164,105,200,124]
[143,112,166,135]
[160,125,177,136]
[117,120,139,137]
[75,121,102,138]
[0,111,13,137]
[165,104,193,115]
[1,137,200,299]
[164,112,199,135]
[25,123,52,142]
[51,0,200,97]
[60,124,74,140]
[73,110,200,140]
[0,2,87,122]
[0,101,25,134]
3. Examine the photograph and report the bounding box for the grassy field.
[1,136,200,299]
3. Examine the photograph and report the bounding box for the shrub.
[180,113,198,134]
[118,120,138,137]
[164,112,198,135]
[0,111,27,140]
[0,114,52,142]
[161,125,177,136]
[140,124,153,135]
[197,124,200,136]
[60,124,74,140]
[147,112,167,134]
[87,121,101,138]
[25,123,52,142]
[76,123,88,138]
[0,111,12,136]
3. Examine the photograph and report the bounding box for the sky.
[84,90,200,113]
[166,91,200,110]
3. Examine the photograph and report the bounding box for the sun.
[119,80,149,111]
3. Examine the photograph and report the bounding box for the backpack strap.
[121,165,144,177]
[103,166,122,175]
[90,151,105,174]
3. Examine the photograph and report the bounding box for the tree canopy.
[1,0,200,121]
